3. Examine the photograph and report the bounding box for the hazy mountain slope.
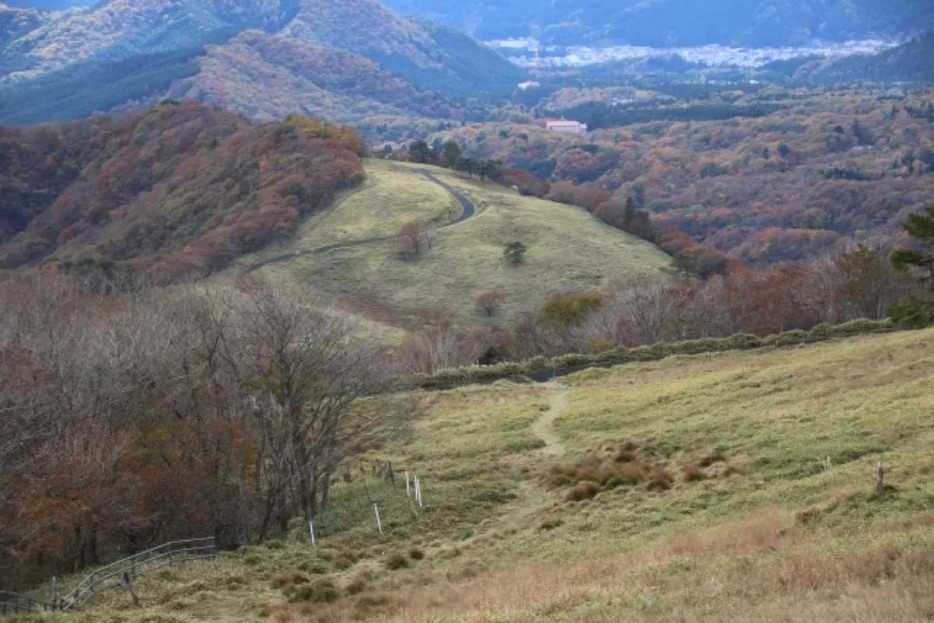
[792,32,934,84]
[166,30,463,125]
[0,0,524,125]
[277,0,525,97]
[0,101,366,277]
[0,0,299,78]
[1,0,92,8]
[0,5,51,52]
[380,0,934,46]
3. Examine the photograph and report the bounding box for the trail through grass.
[530,383,569,457]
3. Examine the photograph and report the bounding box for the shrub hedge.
[411,318,894,391]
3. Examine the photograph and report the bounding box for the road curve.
[242,168,479,274]
[416,169,476,225]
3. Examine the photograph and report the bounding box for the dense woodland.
[0,102,366,278]
[437,88,934,267]
[0,274,410,586]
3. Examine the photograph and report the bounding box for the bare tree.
[234,281,395,523]
[475,291,505,317]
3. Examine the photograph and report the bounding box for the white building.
[545,119,588,134]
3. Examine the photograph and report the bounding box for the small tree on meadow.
[475,291,505,317]
[477,160,499,181]
[503,241,527,266]
[398,221,424,260]
[408,140,434,165]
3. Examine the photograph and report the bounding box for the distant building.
[545,119,588,134]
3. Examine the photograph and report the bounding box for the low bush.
[646,468,673,491]
[289,578,340,603]
[411,321,896,390]
[565,481,600,501]
[271,570,310,590]
[384,552,410,570]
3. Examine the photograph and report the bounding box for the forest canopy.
[0,101,366,279]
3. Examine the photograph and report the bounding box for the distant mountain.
[379,0,934,47]
[0,101,366,276]
[1,0,93,9]
[0,0,525,125]
[165,30,465,127]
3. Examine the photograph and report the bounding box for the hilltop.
[233,158,672,328]
[0,0,525,125]
[8,326,933,622]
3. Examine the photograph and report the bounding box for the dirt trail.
[530,383,569,457]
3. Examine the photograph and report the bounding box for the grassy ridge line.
[412,318,896,390]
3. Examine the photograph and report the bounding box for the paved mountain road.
[243,169,478,274]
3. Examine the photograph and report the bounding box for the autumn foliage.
[0,102,366,279]
[0,274,395,587]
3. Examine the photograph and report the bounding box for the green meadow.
[231,159,671,329]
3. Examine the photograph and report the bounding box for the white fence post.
[308,520,316,547]
[373,503,383,535]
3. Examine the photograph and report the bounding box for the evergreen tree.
[892,204,934,292]
[890,204,934,327]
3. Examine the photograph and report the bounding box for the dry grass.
[380,509,933,623]
[20,329,934,623]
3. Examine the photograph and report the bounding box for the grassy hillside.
[233,159,672,328]
[14,326,934,622]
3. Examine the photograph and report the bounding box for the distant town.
[487,37,900,68]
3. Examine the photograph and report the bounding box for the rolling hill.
[380,0,934,47]
[0,0,526,125]
[9,326,933,622]
[232,158,672,328]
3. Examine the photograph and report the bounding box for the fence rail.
[59,537,216,610]
[0,537,215,616]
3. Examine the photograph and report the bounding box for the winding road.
[415,169,476,225]
[242,169,477,274]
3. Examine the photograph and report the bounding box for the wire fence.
[0,536,216,615]
[0,591,46,615]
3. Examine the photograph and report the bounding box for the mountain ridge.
[380,0,934,47]
[0,0,525,125]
